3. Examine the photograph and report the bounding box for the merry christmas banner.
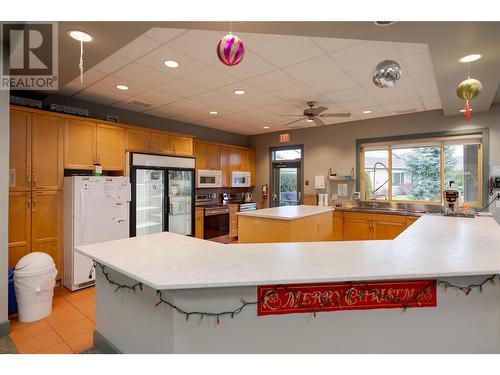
[257,280,437,316]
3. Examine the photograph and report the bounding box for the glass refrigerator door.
[135,169,164,236]
[168,170,193,236]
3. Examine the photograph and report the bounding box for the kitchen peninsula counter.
[77,215,500,353]
[236,205,334,243]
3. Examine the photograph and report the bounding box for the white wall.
[249,105,500,222]
[0,87,9,327]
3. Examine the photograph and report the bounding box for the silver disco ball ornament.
[372,59,402,88]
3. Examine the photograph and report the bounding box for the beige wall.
[248,104,500,222]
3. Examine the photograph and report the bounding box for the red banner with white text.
[257,280,437,316]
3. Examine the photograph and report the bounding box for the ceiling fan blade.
[279,114,306,117]
[283,118,305,127]
[319,112,351,118]
[309,106,328,116]
[313,118,326,126]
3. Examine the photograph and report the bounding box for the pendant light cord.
[79,40,84,84]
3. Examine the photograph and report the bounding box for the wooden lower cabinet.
[8,190,62,279]
[229,204,238,239]
[195,207,204,239]
[332,211,344,241]
[8,192,31,268]
[343,212,407,241]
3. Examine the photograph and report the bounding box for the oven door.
[204,209,229,243]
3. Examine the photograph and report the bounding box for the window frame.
[356,129,489,207]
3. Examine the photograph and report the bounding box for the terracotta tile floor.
[9,286,95,354]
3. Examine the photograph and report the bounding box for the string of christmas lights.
[95,262,497,324]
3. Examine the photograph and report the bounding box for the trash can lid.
[14,252,55,277]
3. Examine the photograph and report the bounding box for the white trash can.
[14,252,58,322]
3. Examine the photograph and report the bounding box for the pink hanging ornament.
[217,34,245,66]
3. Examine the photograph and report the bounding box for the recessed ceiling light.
[68,30,93,42]
[263,126,270,129]
[164,60,179,68]
[208,111,218,115]
[459,108,473,113]
[458,54,482,63]
[306,119,314,123]
[362,110,372,114]
[116,84,129,91]
[234,89,246,95]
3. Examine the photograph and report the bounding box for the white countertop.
[237,205,334,220]
[76,215,500,290]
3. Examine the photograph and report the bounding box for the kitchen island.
[77,215,500,353]
[237,205,334,243]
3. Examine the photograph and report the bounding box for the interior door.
[167,169,193,236]
[134,168,165,236]
[272,162,301,207]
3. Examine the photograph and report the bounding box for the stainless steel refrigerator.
[128,153,195,237]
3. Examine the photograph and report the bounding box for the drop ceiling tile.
[144,104,185,118]
[306,73,358,94]
[167,98,209,112]
[234,32,281,49]
[271,84,318,102]
[403,52,434,75]
[74,86,131,106]
[312,37,364,53]
[215,81,265,98]
[92,55,130,74]
[213,51,276,80]
[115,35,161,61]
[253,36,324,68]
[182,66,238,89]
[238,108,276,121]
[264,101,303,115]
[324,87,367,103]
[114,62,176,87]
[330,41,399,72]
[283,55,344,83]
[357,107,390,119]
[382,100,424,114]
[393,42,429,57]
[157,78,207,97]
[61,69,107,96]
[143,28,187,44]
[421,96,442,110]
[93,75,149,96]
[360,77,415,97]
[239,93,283,107]
[189,90,237,107]
[410,70,438,88]
[347,66,376,86]
[245,70,299,92]
[371,88,421,105]
[416,84,440,98]
[132,88,182,105]
[338,97,379,111]
[168,30,224,65]
[214,99,256,113]
[112,99,158,113]
[137,45,205,77]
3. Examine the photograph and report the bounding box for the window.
[272,148,302,161]
[360,135,483,206]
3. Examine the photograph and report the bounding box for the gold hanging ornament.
[456,62,482,120]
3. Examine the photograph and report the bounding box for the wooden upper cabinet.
[8,192,31,268]
[64,119,96,170]
[96,124,125,171]
[173,136,193,156]
[150,132,173,154]
[194,141,220,170]
[126,128,151,153]
[31,190,62,276]
[31,114,63,190]
[219,146,231,187]
[9,109,31,192]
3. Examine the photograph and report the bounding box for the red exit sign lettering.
[279,133,290,143]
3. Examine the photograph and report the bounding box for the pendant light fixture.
[68,30,94,84]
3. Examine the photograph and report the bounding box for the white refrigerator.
[63,176,131,291]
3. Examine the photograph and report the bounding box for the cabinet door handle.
[27,197,31,209]
[27,174,31,187]
[32,197,37,211]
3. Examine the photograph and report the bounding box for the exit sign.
[279,133,290,143]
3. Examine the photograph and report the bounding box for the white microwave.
[231,171,251,187]
[197,169,222,188]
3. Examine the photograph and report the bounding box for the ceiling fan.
[281,101,351,127]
